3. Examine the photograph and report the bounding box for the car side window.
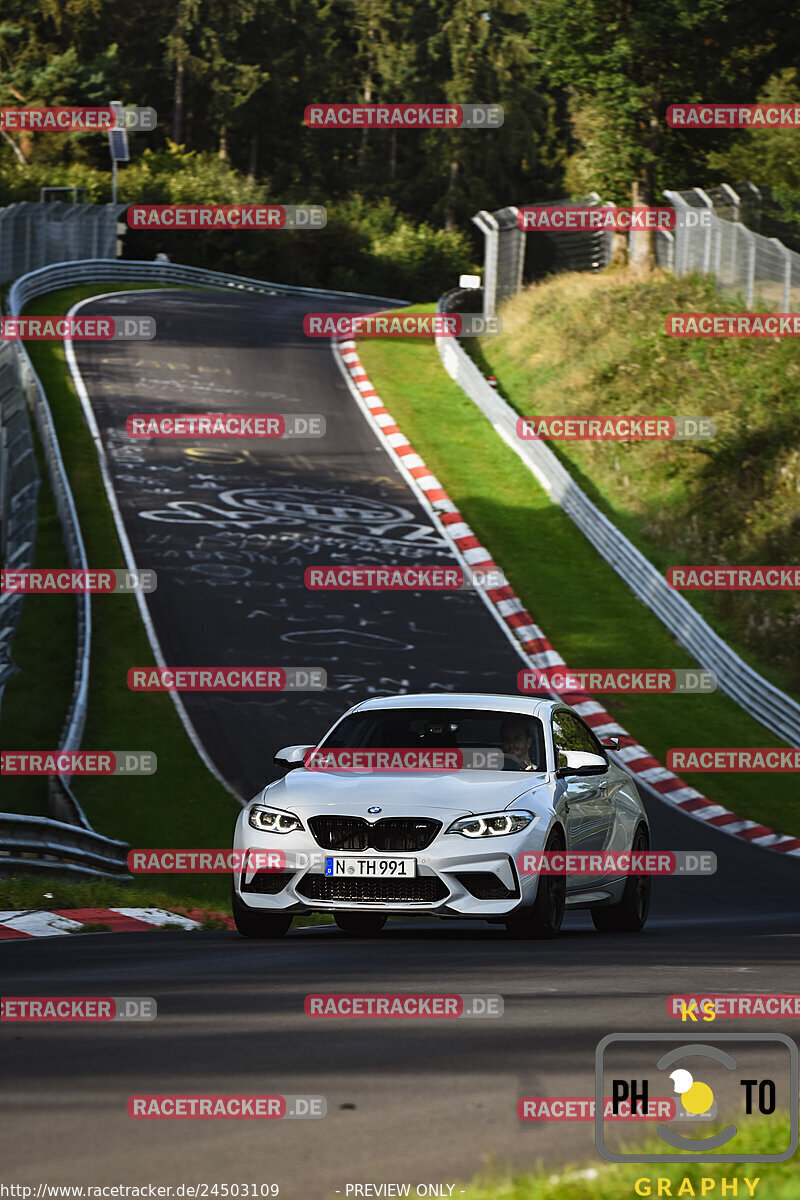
[572,713,607,760]
[552,711,606,766]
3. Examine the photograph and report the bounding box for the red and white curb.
[335,337,800,858]
[0,907,235,941]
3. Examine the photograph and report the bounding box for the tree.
[531,0,796,268]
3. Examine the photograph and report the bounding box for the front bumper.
[232,824,545,917]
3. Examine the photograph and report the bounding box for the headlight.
[248,805,304,834]
[447,810,537,838]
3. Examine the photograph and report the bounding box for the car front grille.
[296,874,448,904]
[308,816,441,852]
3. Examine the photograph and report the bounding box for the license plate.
[325,856,417,878]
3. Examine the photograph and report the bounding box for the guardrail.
[0,340,40,712]
[8,258,408,313]
[0,813,130,880]
[436,289,800,746]
[5,297,91,771]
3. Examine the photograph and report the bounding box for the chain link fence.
[473,195,614,315]
[0,201,125,285]
[475,180,800,313]
[664,182,800,310]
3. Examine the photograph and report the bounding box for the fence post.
[720,182,741,223]
[472,209,500,318]
[693,187,715,274]
[769,237,792,311]
[740,226,756,308]
[663,191,692,275]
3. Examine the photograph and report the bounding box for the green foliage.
[532,0,800,202]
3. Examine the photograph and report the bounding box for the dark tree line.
[1,0,799,291]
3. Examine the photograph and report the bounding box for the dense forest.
[2,0,800,294]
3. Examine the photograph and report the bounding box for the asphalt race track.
[3,288,800,1198]
[69,289,536,799]
[3,917,800,1197]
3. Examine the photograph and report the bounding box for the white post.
[769,238,792,311]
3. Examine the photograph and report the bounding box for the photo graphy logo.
[595,1033,799,1163]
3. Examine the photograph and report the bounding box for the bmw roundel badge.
[367,806,382,813]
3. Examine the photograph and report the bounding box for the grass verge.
[458,1115,797,1199]
[356,305,800,836]
[0,875,334,924]
[473,268,800,701]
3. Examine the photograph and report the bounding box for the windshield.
[319,707,546,771]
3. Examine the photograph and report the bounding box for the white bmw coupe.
[231,693,651,939]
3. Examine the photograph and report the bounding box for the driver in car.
[500,718,535,770]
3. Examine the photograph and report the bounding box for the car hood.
[255,769,547,819]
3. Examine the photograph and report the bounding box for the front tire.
[334,912,388,935]
[505,828,566,940]
[591,825,651,933]
[232,882,293,939]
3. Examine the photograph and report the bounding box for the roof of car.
[350,692,560,717]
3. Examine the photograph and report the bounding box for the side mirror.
[556,750,607,778]
[273,745,313,772]
[600,736,620,751]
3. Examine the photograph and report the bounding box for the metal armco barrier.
[0,813,130,880]
[436,292,800,747]
[0,341,40,712]
[8,258,407,314]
